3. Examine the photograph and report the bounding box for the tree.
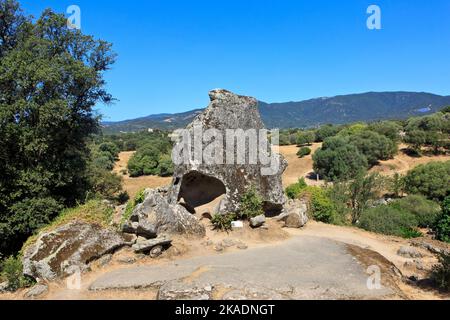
[314,124,341,142]
[348,130,397,166]
[296,131,315,146]
[404,161,450,201]
[0,2,115,255]
[313,137,368,181]
[404,113,449,154]
[368,121,402,142]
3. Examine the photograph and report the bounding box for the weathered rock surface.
[23,284,48,299]
[397,246,423,259]
[22,221,127,281]
[167,89,287,216]
[132,234,172,254]
[250,215,266,228]
[277,199,309,228]
[127,188,205,238]
[0,281,8,293]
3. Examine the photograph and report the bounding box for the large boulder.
[22,221,128,281]
[168,89,287,215]
[128,188,205,238]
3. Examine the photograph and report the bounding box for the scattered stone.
[214,243,224,252]
[203,240,214,247]
[0,281,9,293]
[222,239,237,248]
[410,239,450,255]
[237,243,248,250]
[22,221,127,281]
[132,234,172,254]
[24,284,48,299]
[397,246,423,259]
[123,234,138,246]
[278,199,309,228]
[121,221,138,234]
[250,215,266,228]
[136,220,157,239]
[158,281,213,300]
[414,260,425,271]
[117,257,137,265]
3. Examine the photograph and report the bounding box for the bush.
[430,252,450,292]
[434,196,450,243]
[238,187,264,219]
[390,195,441,228]
[314,124,341,142]
[297,147,311,158]
[404,161,450,201]
[285,178,307,199]
[358,206,419,238]
[120,189,146,227]
[300,186,338,224]
[296,131,315,146]
[0,256,34,291]
[348,130,397,166]
[313,137,368,181]
[127,143,173,177]
[211,214,236,231]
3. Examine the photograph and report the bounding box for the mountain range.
[102,91,450,134]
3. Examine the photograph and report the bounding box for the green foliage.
[285,178,308,200]
[0,255,34,291]
[390,195,441,228]
[348,130,397,166]
[358,206,419,238]
[313,136,368,181]
[211,214,236,231]
[434,196,450,243]
[337,123,367,137]
[238,187,264,219]
[300,186,338,224]
[404,161,450,201]
[430,252,450,292]
[0,2,115,255]
[386,173,405,198]
[368,121,402,142]
[297,147,311,158]
[127,142,173,177]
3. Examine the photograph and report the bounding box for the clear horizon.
[21,0,450,121]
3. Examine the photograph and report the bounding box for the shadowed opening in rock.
[178,171,226,211]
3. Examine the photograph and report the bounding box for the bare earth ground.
[3,146,450,300]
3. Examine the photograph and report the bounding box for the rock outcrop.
[168,89,287,216]
[22,221,128,281]
[277,199,309,228]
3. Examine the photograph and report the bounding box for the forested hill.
[102,92,450,133]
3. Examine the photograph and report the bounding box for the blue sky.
[21,0,450,121]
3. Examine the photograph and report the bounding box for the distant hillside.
[102,92,450,133]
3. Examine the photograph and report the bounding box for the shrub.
[434,196,450,243]
[358,206,419,238]
[348,130,397,166]
[211,214,236,231]
[390,195,441,228]
[296,131,315,146]
[0,256,34,291]
[300,186,338,224]
[313,138,368,181]
[404,161,450,201]
[368,121,402,142]
[285,178,307,199]
[430,252,450,292]
[239,187,264,219]
[297,147,312,158]
[314,124,341,142]
[120,189,146,227]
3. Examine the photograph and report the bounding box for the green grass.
[119,188,146,228]
[21,200,114,252]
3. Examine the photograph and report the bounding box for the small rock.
[214,244,224,252]
[250,215,266,228]
[136,220,157,239]
[24,284,48,299]
[397,246,423,259]
[231,221,244,229]
[414,259,425,271]
[122,221,138,234]
[0,281,9,293]
[237,243,248,250]
[280,199,309,228]
[203,240,214,246]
